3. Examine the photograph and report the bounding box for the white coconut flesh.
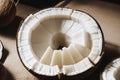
[101,58,120,80]
[0,41,3,60]
[17,8,103,77]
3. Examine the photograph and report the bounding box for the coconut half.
[17,8,104,80]
[100,58,120,80]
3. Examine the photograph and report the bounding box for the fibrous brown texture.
[0,0,16,28]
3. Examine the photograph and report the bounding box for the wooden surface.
[0,0,120,80]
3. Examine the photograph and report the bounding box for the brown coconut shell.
[0,0,16,28]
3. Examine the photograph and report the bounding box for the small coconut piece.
[100,58,120,80]
[50,50,62,69]
[0,41,7,80]
[17,8,104,80]
[0,40,3,61]
[0,0,16,28]
[40,47,53,65]
[68,44,83,63]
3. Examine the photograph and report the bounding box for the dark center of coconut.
[50,32,71,50]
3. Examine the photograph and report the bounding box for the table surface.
[0,0,120,80]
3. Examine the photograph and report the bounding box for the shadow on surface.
[102,0,120,5]
[0,49,9,64]
[6,69,15,80]
[19,0,62,8]
[0,16,23,39]
[0,62,15,80]
[72,0,120,5]
[69,0,120,12]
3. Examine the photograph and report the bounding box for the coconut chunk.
[34,63,60,76]
[41,19,63,34]
[101,58,120,80]
[74,43,90,57]
[71,10,83,22]
[68,44,83,63]
[0,41,3,60]
[50,50,62,69]
[61,20,74,33]
[88,47,101,64]
[74,58,93,75]
[66,22,83,36]
[63,65,76,75]
[40,47,53,65]
[71,30,91,49]
[62,48,75,65]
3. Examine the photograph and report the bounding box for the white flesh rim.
[0,40,3,60]
[17,8,104,77]
[100,58,120,80]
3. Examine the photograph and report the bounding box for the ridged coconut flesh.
[17,8,104,79]
[100,58,120,80]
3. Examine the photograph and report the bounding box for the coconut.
[0,0,16,28]
[17,8,104,80]
[100,58,120,80]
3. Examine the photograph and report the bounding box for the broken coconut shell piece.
[100,58,120,80]
[0,40,3,60]
[0,41,7,80]
[17,8,104,80]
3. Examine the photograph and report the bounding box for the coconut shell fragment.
[0,40,3,61]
